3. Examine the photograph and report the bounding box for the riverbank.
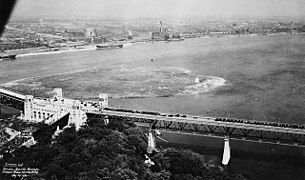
[4,31,304,59]
[17,45,97,57]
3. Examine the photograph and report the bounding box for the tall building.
[85,28,96,44]
[151,21,171,41]
[85,28,96,37]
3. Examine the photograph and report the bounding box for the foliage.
[1,116,252,180]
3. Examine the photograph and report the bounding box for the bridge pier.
[147,131,157,154]
[222,138,231,165]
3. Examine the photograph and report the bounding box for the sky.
[11,0,305,19]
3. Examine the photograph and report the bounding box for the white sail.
[195,77,200,84]
[222,138,231,165]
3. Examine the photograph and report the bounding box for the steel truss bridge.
[87,109,305,147]
[1,86,305,146]
[0,86,26,110]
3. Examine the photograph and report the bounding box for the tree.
[5,115,251,180]
[32,122,53,144]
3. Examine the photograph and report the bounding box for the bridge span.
[87,108,305,147]
[1,86,305,146]
[0,86,26,110]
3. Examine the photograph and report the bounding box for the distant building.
[151,21,171,41]
[85,28,96,37]
[152,31,169,40]
[85,28,97,44]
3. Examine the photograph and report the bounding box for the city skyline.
[11,0,305,20]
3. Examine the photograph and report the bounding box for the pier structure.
[222,138,230,165]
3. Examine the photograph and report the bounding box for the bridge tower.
[53,88,63,101]
[68,101,87,130]
[98,93,108,108]
[24,95,34,120]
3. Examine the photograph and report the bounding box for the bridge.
[0,86,26,110]
[1,86,305,147]
[87,108,305,147]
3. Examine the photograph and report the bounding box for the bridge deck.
[0,86,27,101]
[101,111,305,135]
[97,110,305,146]
[1,87,304,145]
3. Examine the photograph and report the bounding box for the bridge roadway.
[90,109,305,146]
[0,86,27,101]
[0,86,27,110]
[1,86,305,146]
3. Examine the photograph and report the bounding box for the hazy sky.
[12,0,305,19]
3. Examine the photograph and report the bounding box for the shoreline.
[16,45,97,57]
[5,32,304,59]
[11,41,146,58]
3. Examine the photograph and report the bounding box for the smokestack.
[160,21,163,32]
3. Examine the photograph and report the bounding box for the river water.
[1,34,305,179]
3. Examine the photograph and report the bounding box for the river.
[1,34,305,179]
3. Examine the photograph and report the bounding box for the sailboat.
[195,77,200,84]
